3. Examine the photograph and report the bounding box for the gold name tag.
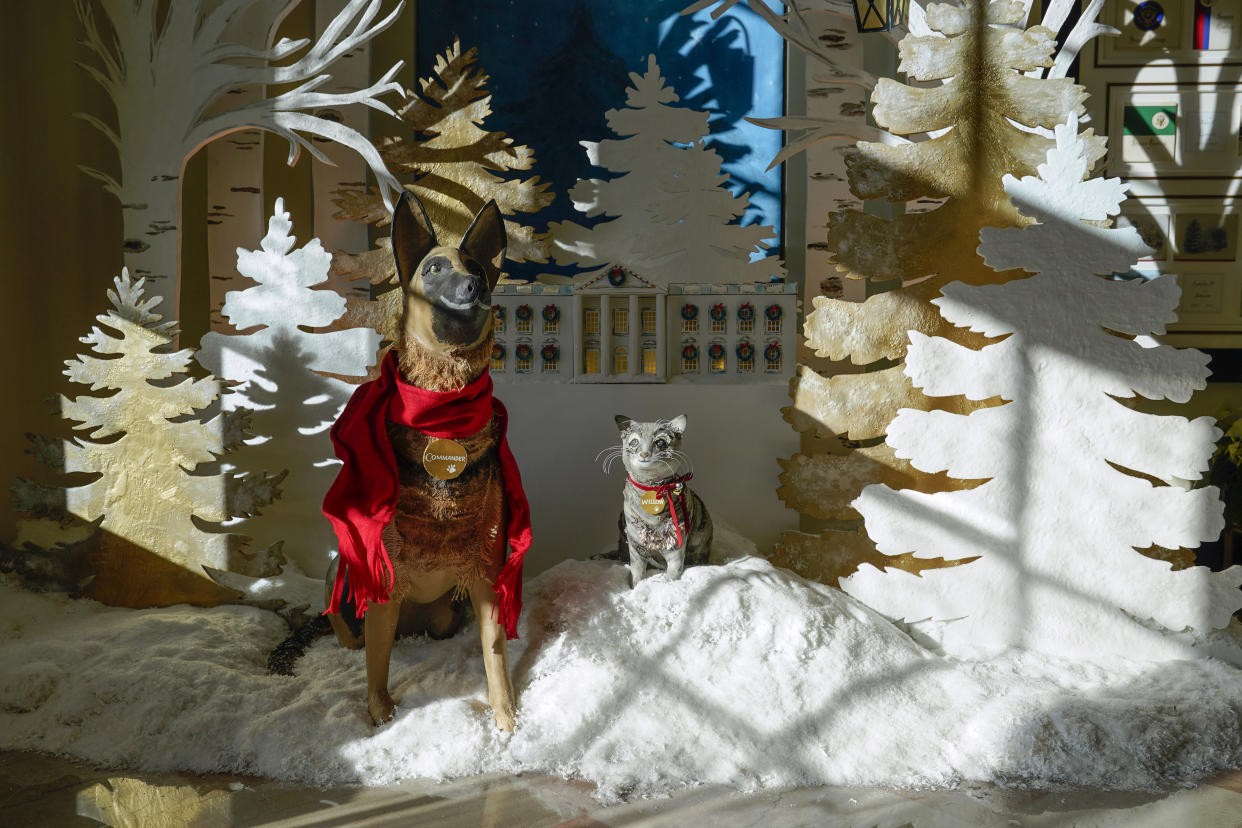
[641,490,666,515]
[422,438,469,480]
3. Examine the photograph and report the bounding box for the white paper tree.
[841,120,1242,663]
[767,0,1111,588]
[549,54,782,285]
[74,0,406,317]
[198,199,381,577]
[20,271,283,606]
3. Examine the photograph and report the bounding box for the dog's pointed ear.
[615,415,633,432]
[391,191,437,287]
[461,200,507,289]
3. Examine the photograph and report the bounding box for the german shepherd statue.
[321,192,531,731]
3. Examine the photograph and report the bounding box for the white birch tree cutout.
[205,0,289,333]
[74,0,406,318]
[549,55,783,286]
[20,271,284,607]
[842,120,1242,664]
[198,199,381,580]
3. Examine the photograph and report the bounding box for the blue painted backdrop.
[416,0,784,277]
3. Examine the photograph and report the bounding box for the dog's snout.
[445,272,485,308]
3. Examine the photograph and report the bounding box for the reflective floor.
[3,751,1240,827]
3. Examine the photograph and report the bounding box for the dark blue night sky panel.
[415,0,784,257]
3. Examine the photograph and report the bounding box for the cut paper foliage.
[774,0,1104,586]
[843,119,1242,663]
[332,38,553,347]
[198,200,381,580]
[549,55,783,286]
[12,271,283,608]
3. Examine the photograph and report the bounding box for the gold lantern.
[853,0,909,32]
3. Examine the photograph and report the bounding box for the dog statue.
[322,192,531,731]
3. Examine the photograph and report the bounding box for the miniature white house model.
[490,266,797,383]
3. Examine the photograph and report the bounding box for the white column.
[572,293,583,378]
[629,294,639,377]
[656,294,666,379]
[600,294,611,378]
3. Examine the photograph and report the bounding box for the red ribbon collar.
[627,473,694,547]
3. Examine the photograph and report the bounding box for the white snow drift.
[2,555,1240,801]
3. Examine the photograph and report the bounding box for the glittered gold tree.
[772,0,1106,586]
[12,271,283,607]
[332,38,553,345]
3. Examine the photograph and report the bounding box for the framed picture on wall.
[1106,84,1242,183]
[1126,199,1242,345]
[1099,0,1242,66]
[1173,212,1239,262]
[1179,273,1228,315]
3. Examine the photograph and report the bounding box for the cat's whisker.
[597,446,623,472]
[599,445,625,474]
[653,449,692,475]
[669,449,695,474]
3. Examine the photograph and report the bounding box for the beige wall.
[1,3,120,542]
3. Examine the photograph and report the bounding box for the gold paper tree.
[773,0,1106,586]
[11,271,283,607]
[332,38,554,344]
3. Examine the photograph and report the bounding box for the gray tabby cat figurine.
[613,414,713,586]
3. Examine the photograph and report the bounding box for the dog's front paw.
[492,701,516,732]
[368,689,396,726]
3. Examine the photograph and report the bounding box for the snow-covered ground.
[2,541,1241,801]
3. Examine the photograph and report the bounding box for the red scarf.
[322,350,531,639]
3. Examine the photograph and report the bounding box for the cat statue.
[609,414,713,586]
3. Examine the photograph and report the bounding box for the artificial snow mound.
[2,558,1241,800]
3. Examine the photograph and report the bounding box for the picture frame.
[1120,199,1240,347]
[1106,84,1242,182]
[1098,0,1242,67]
[1173,212,1239,262]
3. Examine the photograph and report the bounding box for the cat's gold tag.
[423,438,468,480]
[641,490,666,515]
